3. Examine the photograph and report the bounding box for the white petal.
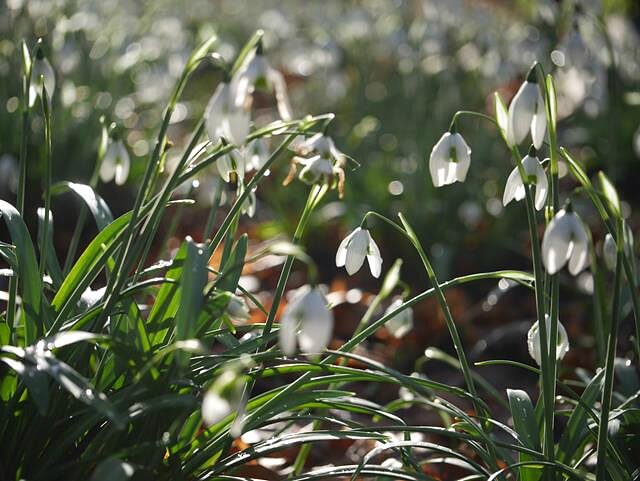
[278,308,298,356]
[541,210,572,274]
[527,316,570,366]
[114,141,130,186]
[205,84,226,144]
[365,230,383,278]
[429,133,452,187]
[384,298,414,338]
[507,82,537,146]
[336,228,358,267]
[269,68,293,121]
[533,159,548,210]
[344,229,369,275]
[531,91,547,149]
[99,143,117,183]
[567,215,590,275]
[502,167,522,206]
[216,155,233,182]
[202,391,232,426]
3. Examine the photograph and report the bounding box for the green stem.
[39,88,52,301]
[450,110,498,131]
[595,219,624,481]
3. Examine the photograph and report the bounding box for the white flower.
[233,49,292,121]
[245,138,269,172]
[428,132,471,187]
[296,155,334,185]
[291,133,346,165]
[216,148,246,182]
[77,286,106,310]
[335,227,383,278]
[237,183,256,218]
[541,207,590,275]
[99,139,130,185]
[603,233,617,271]
[202,390,232,426]
[227,294,250,322]
[502,154,548,210]
[384,298,413,338]
[29,46,55,107]
[205,81,250,146]
[0,154,18,195]
[278,285,334,356]
[506,79,546,149]
[527,315,570,366]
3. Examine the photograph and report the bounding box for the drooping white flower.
[603,233,617,271]
[29,43,56,107]
[216,148,246,183]
[245,137,269,172]
[0,154,19,195]
[428,132,471,187]
[226,294,250,322]
[205,81,250,146]
[335,227,382,278]
[527,315,570,366]
[506,78,546,149]
[278,285,334,356]
[541,207,590,275]
[290,133,346,165]
[296,155,334,185]
[502,154,548,210]
[233,48,292,121]
[202,390,232,426]
[99,139,130,185]
[384,298,414,338]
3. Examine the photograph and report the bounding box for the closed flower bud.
[541,207,590,275]
[335,227,383,278]
[527,315,570,366]
[503,154,548,210]
[428,131,471,187]
[603,233,617,271]
[29,42,56,107]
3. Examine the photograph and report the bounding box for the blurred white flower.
[336,227,382,278]
[99,139,130,185]
[384,298,413,338]
[291,133,346,165]
[205,81,250,146]
[245,137,270,171]
[506,78,546,149]
[227,294,250,322]
[527,315,570,366]
[603,233,617,271]
[233,47,292,121]
[216,148,246,182]
[29,43,56,107]
[278,285,334,356]
[541,207,590,275]
[237,183,256,218]
[428,131,471,187]
[502,154,548,210]
[0,154,19,195]
[202,390,232,426]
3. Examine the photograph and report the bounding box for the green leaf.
[51,181,114,231]
[89,457,134,481]
[0,200,43,344]
[216,234,247,293]
[507,388,541,481]
[230,29,263,75]
[175,238,208,367]
[0,355,49,415]
[37,207,64,288]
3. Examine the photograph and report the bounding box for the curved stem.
[450,110,498,131]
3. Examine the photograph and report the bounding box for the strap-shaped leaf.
[508,388,541,481]
[51,181,113,231]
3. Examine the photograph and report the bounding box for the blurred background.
[1,0,640,380]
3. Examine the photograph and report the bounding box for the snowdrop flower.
[205,80,250,146]
[226,294,250,322]
[541,206,590,275]
[29,41,56,107]
[527,315,570,366]
[384,298,413,338]
[502,154,548,210]
[506,73,546,149]
[336,227,382,278]
[291,133,346,166]
[202,370,243,426]
[233,44,292,121]
[216,147,246,182]
[428,131,471,187]
[603,233,617,271]
[0,154,18,196]
[245,137,269,172]
[202,391,233,426]
[99,138,130,185]
[278,285,334,356]
[77,286,106,310]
